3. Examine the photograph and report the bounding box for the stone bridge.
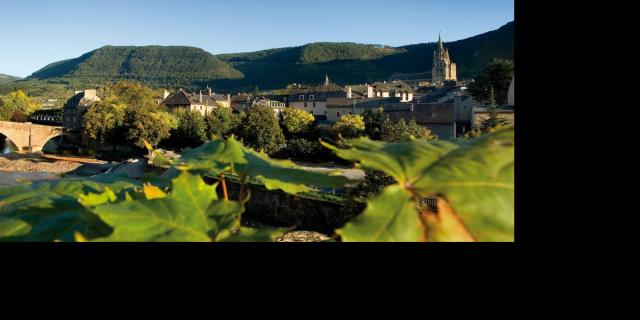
[0,121,63,152]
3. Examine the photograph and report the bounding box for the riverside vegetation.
[0,126,514,242]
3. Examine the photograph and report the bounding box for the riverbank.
[0,152,87,174]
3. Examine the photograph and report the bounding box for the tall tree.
[165,109,207,150]
[83,101,125,147]
[125,108,177,149]
[479,87,510,133]
[467,58,514,105]
[362,107,385,140]
[238,105,285,155]
[205,107,242,139]
[4,90,38,115]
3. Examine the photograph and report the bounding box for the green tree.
[362,108,385,140]
[332,114,365,139]
[165,110,207,150]
[103,81,158,109]
[4,90,38,116]
[205,107,242,139]
[381,117,436,142]
[479,87,510,133]
[280,108,315,136]
[125,107,177,149]
[467,58,514,105]
[238,105,285,155]
[83,101,125,146]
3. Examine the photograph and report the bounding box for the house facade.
[63,89,101,130]
[287,77,347,120]
[162,88,230,116]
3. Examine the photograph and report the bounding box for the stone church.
[432,33,457,85]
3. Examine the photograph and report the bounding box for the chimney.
[199,91,203,103]
[163,89,170,100]
[208,87,212,97]
[347,86,352,99]
[367,85,374,98]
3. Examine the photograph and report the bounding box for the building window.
[313,102,316,108]
[309,95,314,101]
[337,112,340,117]
[304,102,307,108]
[299,95,305,101]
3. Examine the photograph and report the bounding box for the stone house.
[162,88,231,117]
[63,89,101,131]
[287,76,347,120]
[384,103,457,140]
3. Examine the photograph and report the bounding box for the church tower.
[432,33,457,86]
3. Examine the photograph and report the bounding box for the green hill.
[0,74,21,84]
[20,21,512,92]
[29,46,244,88]
[213,21,513,90]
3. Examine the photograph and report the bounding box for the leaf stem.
[220,173,229,201]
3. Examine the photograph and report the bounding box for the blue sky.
[0,0,513,78]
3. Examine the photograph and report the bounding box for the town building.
[230,93,253,113]
[162,87,230,116]
[62,89,101,130]
[385,103,457,140]
[432,33,457,86]
[346,80,414,102]
[287,76,347,120]
[254,98,287,115]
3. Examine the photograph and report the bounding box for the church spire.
[325,74,330,85]
[438,31,444,52]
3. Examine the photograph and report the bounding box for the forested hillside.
[29,46,244,88]
[12,21,513,93]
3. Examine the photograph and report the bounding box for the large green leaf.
[84,171,243,242]
[176,136,354,194]
[0,175,140,242]
[325,128,515,242]
[337,185,423,242]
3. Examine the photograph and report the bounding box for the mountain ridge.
[0,74,22,84]
[25,21,513,91]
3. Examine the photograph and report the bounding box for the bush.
[238,104,285,155]
[332,114,365,139]
[280,108,315,137]
[10,111,28,123]
[285,138,322,161]
[362,108,384,140]
[381,117,436,142]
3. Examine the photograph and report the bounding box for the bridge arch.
[0,121,63,152]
